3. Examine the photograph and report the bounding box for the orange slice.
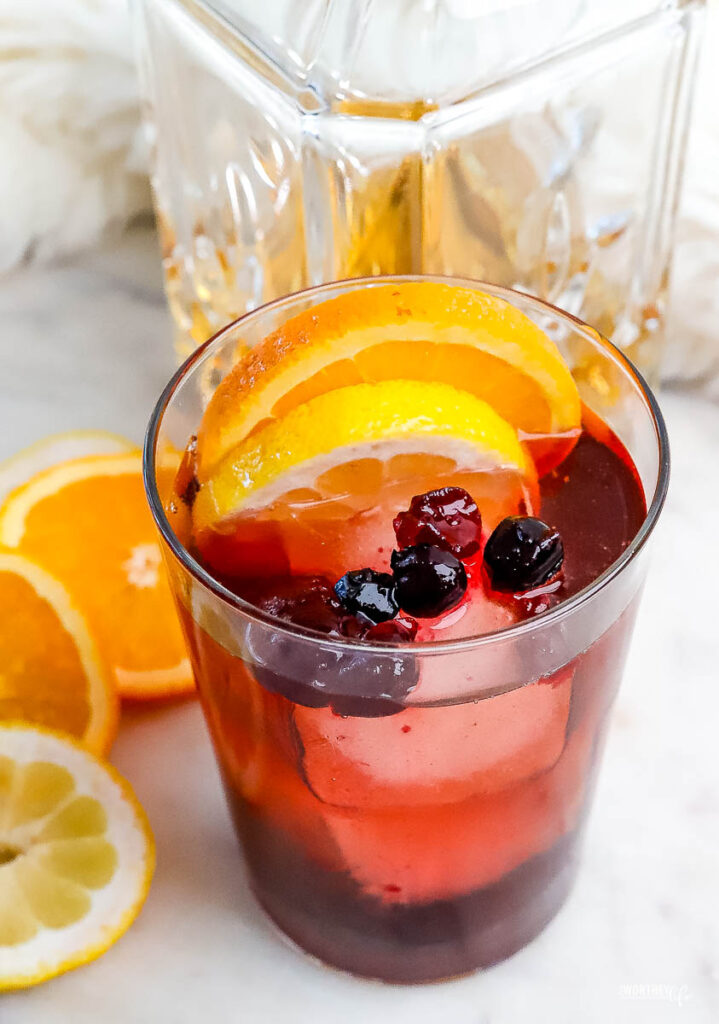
[197,282,581,477]
[0,430,137,506]
[0,553,117,754]
[0,454,194,701]
[0,723,154,991]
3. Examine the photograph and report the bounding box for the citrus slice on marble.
[0,430,137,506]
[192,380,535,581]
[0,453,194,701]
[0,723,154,991]
[197,282,581,476]
[0,553,116,754]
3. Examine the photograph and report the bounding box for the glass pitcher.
[133,0,705,377]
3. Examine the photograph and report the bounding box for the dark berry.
[244,575,417,717]
[334,569,399,624]
[393,486,482,559]
[391,544,467,618]
[250,575,348,635]
[250,629,417,718]
[327,645,419,718]
[483,516,564,592]
[248,630,341,709]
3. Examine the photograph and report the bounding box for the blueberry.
[391,544,467,618]
[393,486,482,559]
[483,516,564,592]
[334,568,399,624]
[328,646,419,718]
[248,631,339,709]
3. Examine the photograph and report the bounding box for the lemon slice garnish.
[194,379,528,529]
[0,723,154,991]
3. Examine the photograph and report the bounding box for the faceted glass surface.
[134,0,705,377]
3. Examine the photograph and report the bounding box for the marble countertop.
[1,226,717,1024]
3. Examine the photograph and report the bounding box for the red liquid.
[174,418,646,982]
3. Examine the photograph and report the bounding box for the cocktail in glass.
[144,278,668,983]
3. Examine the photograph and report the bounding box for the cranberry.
[334,568,398,624]
[393,486,482,559]
[391,544,467,618]
[483,516,564,592]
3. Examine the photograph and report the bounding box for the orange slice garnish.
[197,282,581,477]
[0,553,117,753]
[0,454,194,701]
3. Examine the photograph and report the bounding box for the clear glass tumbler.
[144,278,668,982]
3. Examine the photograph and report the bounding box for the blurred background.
[0,0,717,390]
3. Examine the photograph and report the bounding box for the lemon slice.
[194,379,528,529]
[198,282,580,476]
[0,431,137,506]
[0,723,154,991]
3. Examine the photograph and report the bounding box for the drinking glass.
[144,277,668,982]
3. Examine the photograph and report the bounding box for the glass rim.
[144,274,670,656]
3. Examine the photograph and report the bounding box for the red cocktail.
[145,279,668,982]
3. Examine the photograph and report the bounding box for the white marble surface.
[1,226,718,1023]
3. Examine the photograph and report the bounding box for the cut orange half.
[0,723,154,991]
[0,454,194,702]
[197,282,581,477]
[0,553,117,754]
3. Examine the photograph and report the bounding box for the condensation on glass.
[134,0,705,374]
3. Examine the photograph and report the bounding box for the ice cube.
[324,714,595,904]
[295,668,572,809]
